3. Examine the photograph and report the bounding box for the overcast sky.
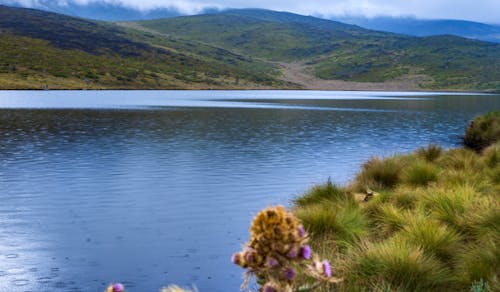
[5,0,500,23]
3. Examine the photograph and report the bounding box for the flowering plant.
[232,205,342,291]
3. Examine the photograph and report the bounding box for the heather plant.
[232,205,342,291]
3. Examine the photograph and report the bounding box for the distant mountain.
[334,17,500,43]
[139,9,391,61]
[0,5,285,89]
[4,0,500,42]
[137,9,500,91]
[1,6,499,91]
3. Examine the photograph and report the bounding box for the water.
[0,90,498,291]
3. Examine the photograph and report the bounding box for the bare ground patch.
[278,62,433,91]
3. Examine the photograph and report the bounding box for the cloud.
[2,0,499,23]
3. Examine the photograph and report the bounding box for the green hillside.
[0,5,286,89]
[1,5,499,90]
[138,9,500,91]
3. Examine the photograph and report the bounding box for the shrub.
[464,111,500,152]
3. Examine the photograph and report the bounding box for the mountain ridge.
[1,5,499,91]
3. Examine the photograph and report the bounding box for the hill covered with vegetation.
[1,5,499,90]
[138,9,500,91]
[0,5,286,89]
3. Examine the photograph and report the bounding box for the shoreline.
[0,88,496,94]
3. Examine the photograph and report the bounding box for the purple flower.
[263,284,277,292]
[298,225,305,237]
[287,247,299,258]
[322,260,332,278]
[301,245,311,260]
[112,283,124,292]
[267,257,279,267]
[284,267,296,280]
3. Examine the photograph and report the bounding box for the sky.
[3,0,500,23]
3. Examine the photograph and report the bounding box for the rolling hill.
[0,5,286,89]
[1,5,499,91]
[136,9,500,91]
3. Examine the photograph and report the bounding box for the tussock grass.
[456,238,500,289]
[293,112,500,291]
[416,144,443,162]
[295,201,368,246]
[419,185,477,229]
[353,156,405,191]
[348,237,455,291]
[402,160,439,186]
[400,219,462,262]
[294,178,352,207]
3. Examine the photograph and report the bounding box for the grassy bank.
[293,113,500,291]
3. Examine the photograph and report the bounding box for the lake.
[0,90,498,291]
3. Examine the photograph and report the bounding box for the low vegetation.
[464,111,500,152]
[292,113,500,291]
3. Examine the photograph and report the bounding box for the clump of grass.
[295,202,368,245]
[402,160,439,186]
[438,148,483,172]
[464,111,500,152]
[483,142,500,167]
[390,187,421,209]
[401,219,462,262]
[353,156,405,191]
[456,238,500,288]
[461,196,499,238]
[419,185,476,228]
[348,236,454,291]
[417,144,443,162]
[294,178,351,207]
[368,204,409,236]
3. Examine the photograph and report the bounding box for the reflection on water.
[0,91,498,291]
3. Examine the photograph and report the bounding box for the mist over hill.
[333,16,500,43]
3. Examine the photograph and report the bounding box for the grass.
[347,237,455,291]
[402,160,438,186]
[293,113,500,291]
